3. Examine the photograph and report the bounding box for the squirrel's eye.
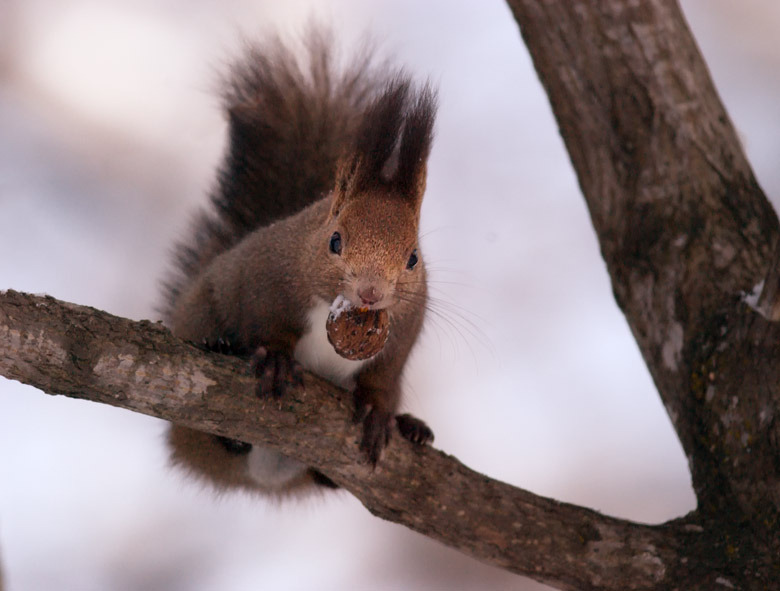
[329,232,342,255]
[406,249,419,270]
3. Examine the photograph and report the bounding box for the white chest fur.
[294,298,368,389]
[246,298,368,488]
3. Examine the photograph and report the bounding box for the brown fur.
[167,426,319,496]
[163,32,437,495]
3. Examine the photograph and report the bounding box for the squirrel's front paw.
[251,346,304,398]
[353,402,392,466]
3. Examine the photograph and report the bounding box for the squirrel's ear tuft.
[394,83,437,208]
[346,76,437,207]
[352,76,410,193]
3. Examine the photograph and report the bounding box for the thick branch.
[506,0,780,525]
[2,289,705,591]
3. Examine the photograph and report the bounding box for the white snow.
[328,294,353,319]
[742,280,765,316]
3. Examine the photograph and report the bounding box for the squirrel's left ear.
[331,79,436,218]
[392,83,437,213]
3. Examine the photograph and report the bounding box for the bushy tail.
[161,30,387,318]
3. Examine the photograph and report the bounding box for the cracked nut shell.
[326,306,390,360]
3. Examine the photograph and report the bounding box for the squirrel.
[160,32,437,496]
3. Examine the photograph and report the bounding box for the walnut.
[326,296,390,360]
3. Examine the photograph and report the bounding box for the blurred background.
[1,1,779,589]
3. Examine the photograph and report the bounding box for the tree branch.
[506,0,779,534]
[0,289,702,591]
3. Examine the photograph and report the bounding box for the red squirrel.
[160,34,436,495]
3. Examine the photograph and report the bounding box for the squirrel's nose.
[358,286,382,306]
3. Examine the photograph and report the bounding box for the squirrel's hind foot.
[396,413,434,446]
[200,334,247,356]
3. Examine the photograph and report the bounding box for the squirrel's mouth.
[341,296,392,312]
[342,278,394,311]
[329,294,393,320]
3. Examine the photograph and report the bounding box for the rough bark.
[504,0,780,587]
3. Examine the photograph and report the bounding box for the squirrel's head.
[323,77,436,310]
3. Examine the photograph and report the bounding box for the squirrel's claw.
[395,413,434,446]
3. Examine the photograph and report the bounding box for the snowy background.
[1,1,779,589]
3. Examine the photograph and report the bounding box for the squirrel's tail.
[161,29,384,317]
